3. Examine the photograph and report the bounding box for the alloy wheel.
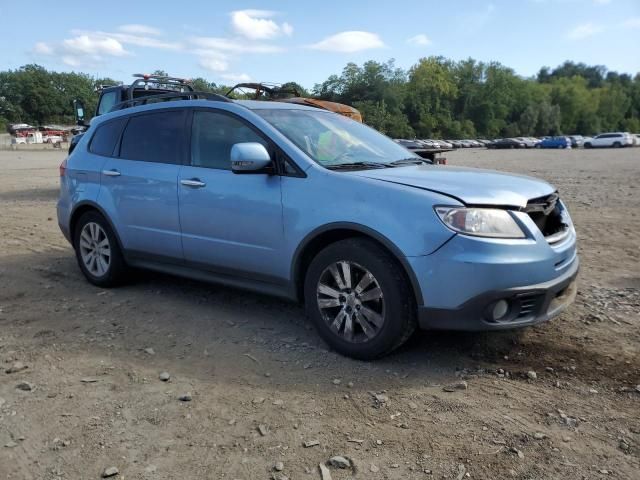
[79,222,111,277]
[316,261,385,343]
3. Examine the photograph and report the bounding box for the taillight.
[59,158,67,177]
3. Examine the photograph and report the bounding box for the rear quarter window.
[119,110,185,164]
[89,118,126,157]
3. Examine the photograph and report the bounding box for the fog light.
[492,300,509,320]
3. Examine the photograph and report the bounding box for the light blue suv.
[57,97,579,359]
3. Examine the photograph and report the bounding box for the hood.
[349,165,555,208]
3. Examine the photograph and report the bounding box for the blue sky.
[1,0,639,88]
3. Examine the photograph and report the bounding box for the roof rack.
[128,74,195,101]
[110,91,231,112]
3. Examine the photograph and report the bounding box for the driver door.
[178,110,286,281]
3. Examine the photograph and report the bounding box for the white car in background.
[584,132,634,148]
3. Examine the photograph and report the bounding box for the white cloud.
[282,22,294,36]
[308,31,385,53]
[230,9,293,40]
[62,35,129,57]
[567,22,604,40]
[118,24,162,36]
[622,17,640,29]
[33,42,53,55]
[190,36,283,54]
[71,29,179,50]
[407,34,431,46]
[220,73,251,83]
[199,57,229,72]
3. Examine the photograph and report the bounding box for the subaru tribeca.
[57,98,579,359]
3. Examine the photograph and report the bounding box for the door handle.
[102,169,121,177]
[180,178,206,188]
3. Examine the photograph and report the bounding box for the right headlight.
[435,207,526,239]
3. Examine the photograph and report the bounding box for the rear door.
[98,109,187,261]
[178,109,286,281]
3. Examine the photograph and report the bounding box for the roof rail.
[110,91,232,112]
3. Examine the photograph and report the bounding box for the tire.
[304,238,417,360]
[613,142,621,148]
[73,211,127,287]
[584,143,592,149]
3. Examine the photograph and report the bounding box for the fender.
[291,222,425,306]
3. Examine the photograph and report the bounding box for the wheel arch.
[69,201,125,253]
[291,222,424,306]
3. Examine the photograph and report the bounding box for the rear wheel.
[613,141,621,148]
[74,211,127,287]
[304,238,416,360]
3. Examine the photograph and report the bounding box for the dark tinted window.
[191,111,268,170]
[120,110,185,164]
[89,118,126,157]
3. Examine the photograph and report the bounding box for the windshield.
[255,109,421,168]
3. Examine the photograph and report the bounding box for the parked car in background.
[634,134,640,146]
[537,136,571,149]
[57,97,578,359]
[43,134,64,144]
[584,132,634,148]
[514,137,538,148]
[487,138,526,149]
[436,140,454,149]
[447,140,463,148]
[568,135,584,148]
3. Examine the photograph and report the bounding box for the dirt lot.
[1,147,639,480]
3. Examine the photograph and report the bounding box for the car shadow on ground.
[2,250,540,391]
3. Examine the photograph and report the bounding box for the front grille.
[524,193,568,243]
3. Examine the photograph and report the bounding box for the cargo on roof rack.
[225,82,363,123]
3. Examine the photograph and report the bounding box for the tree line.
[1,59,639,138]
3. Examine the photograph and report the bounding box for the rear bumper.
[56,200,72,244]
[417,256,579,331]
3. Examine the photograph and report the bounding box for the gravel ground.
[0,147,638,480]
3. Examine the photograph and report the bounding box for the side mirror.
[73,99,86,126]
[231,142,273,174]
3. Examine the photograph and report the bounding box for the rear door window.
[89,118,126,157]
[119,110,186,164]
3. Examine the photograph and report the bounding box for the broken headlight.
[435,207,526,239]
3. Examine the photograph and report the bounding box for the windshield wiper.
[389,157,429,166]
[325,161,391,170]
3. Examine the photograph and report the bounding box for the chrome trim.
[180,179,206,188]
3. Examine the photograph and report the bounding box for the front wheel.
[584,143,592,148]
[304,239,416,360]
[74,211,127,287]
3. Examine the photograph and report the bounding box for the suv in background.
[584,132,634,148]
[69,74,195,153]
[57,96,578,360]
